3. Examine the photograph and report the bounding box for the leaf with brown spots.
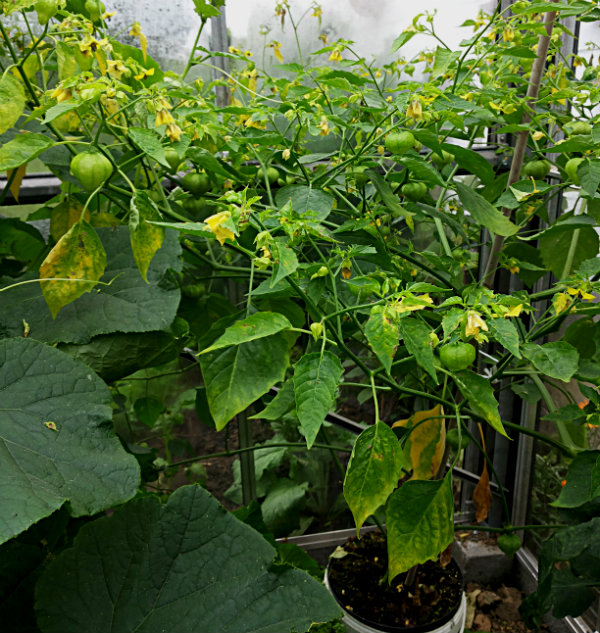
[129,191,165,282]
[473,462,491,523]
[50,197,90,241]
[40,219,106,318]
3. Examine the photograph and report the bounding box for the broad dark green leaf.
[0,338,139,544]
[294,351,344,449]
[261,478,308,536]
[521,342,579,383]
[364,305,400,374]
[344,423,403,534]
[454,370,507,437]
[442,143,494,184]
[455,182,518,236]
[488,317,521,358]
[552,451,600,509]
[275,185,334,221]
[386,475,454,579]
[200,334,289,430]
[399,155,445,186]
[0,74,25,135]
[539,226,599,279]
[398,316,438,383]
[0,227,181,344]
[35,485,340,633]
[199,312,292,354]
[0,133,55,171]
[578,159,600,197]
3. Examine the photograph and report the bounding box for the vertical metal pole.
[210,8,230,107]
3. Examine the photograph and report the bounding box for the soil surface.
[327,531,463,630]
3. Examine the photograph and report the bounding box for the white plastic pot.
[324,568,467,633]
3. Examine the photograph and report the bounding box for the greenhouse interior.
[1,0,600,632]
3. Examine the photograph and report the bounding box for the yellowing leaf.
[393,405,446,480]
[40,220,107,318]
[129,192,165,282]
[7,164,27,202]
[473,463,491,523]
[50,198,90,241]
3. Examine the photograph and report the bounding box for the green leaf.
[275,185,334,221]
[0,74,25,135]
[398,316,438,383]
[488,318,521,358]
[250,380,296,420]
[0,227,182,344]
[134,396,164,427]
[364,305,400,374]
[192,0,222,18]
[539,226,599,279]
[521,342,579,383]
[552,451,600,509]
[200,334,289,431]
[59,330,185,382]
[455,182,518,236]
[0,133,55,171]
[40,220,107,318]
[56,40,78,80]
[111,41,163,85]
[344,423,403,534]
[367,170,415,224]
[43,100,81,124]
[454,370,508,437]
[262,478,308,535]
[129,127,170,169]
[442,144,494,184]
[391,30,416,52]
[129,191,165,282]
[0,338,139,545]
[432,46,460,76]
[271,238,299,287]
[386,475,454,579]
[294,351,344,449]
[199,312,292,354]
[35,485,340,633]
[185,146,231,179]
[399,156,445,186]
[578,159,600,197]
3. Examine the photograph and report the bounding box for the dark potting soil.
[327,531,463,630]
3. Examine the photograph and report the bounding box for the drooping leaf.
[0,73,25,135]
[398,316,438,383]
[393,405,446,480]
[344,422,403,534]
[200,334,290,430]
[473,463,492,523]
[0,133,55,171]
[35,485,340,633]
[364,305,400,374]
[49,197,90,241]
[521,342,579,383]
[386,475,454,579]
[293,351,344,448]
[455,182,518,237]
[199,312,292,354]
[275,185,334,221]
[0,227,182,344]
[488,317,521,358]
[454,370,508,437]
[250,380,296,420]
[0,338,139,545]
[39,220,107,318]
[129,191,165,282]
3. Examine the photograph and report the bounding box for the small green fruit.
[182,172,211,195]
[70,151,113,191]
[522,159,551,180]
[439,342,476,371]
[431,150,455,168]
[565,157,585,185]
[401,181,428,202]
[446,428,470,452]
[566,121,592,136]
[497,533,522,558]
[163,148,181,174]
[385,131,415,155]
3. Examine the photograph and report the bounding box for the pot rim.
[325,555,465,633]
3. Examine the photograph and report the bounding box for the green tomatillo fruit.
[163,148,181,174]
[70,150,113,191]
[497,533,522,559]
[385,131,415,155]
[566,121,592,136]
[439,342,476,371]
[84,0,104,21]
[565,157,585,185]
[522,159,551,180]
[401,181,428,202]
[431,150,455,168]
[182,172,211,195]
[35,0,59,24]
[446,428,470,452]
[258,166,280,185]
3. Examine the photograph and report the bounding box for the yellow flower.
[465,311,488,338]
[205,211,235,245]
[103,10,116,19]
[129,22,147,61]
[532,131,544,141]
[134,67,155,81]
[329,49,343,62]
[319,116,330,136]
[166,123,182,142]
[269,41,283,63]
[406,98,423,121]
[319,33,328,45]
[566,286,596,301]
[155,109,175,127]
[503,27,514,42]
[282,148,291,160]
[50,85,72,102]
[107,59,128,80]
